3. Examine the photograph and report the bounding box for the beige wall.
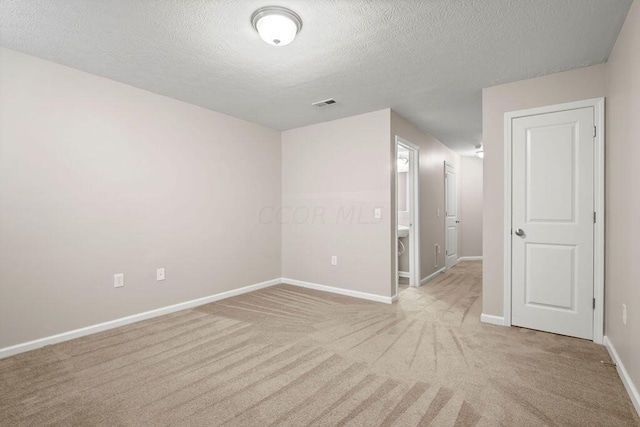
[0,48,282,348]
[481,64,606,316]
[604,0,640,403]
[391,111,460,281]
[281,109,393,297]
[459,156,483,258]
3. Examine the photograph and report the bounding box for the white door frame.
[444,161,458,269]
[503,97,605,344]
[394,136,421,297]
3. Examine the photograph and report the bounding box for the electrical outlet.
[331,256,338,266]
[622,304,627,325]
[157,268,166,281]
[114,273,124,288]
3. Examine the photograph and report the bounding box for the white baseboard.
[398,271,410,278]
[480,313,506,326]
[604,336,640,417]
[420,267,446,285]
[1,276,396,360]
[458,256,483,261]
[0,278,281,360]
[282,278,393,304]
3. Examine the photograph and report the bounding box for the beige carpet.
[1,261,638,426]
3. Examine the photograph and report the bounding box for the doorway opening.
[395,137,420,297]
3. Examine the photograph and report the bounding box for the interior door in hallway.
[511,107,595,339]
[445,162,458,268]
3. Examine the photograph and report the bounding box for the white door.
[511,107,594,339]
[445,163,458,268]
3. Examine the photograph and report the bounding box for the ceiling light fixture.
[251,6,302,47]
[476,144,484,159]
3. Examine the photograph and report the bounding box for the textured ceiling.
[0,0,633,153]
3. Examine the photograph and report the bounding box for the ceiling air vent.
[312,98,337,108]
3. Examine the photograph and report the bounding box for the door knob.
[514,228,525,236]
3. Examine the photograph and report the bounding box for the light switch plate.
[374,208,382,219]
[114,273,124,288]
[331,256,337,266]
[157,268,166,281]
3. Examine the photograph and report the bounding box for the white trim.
[282,278,394,304]
[420,267,446,285]
[481,313,506,326]
[457,256,483,261]
[0,278,281,360]
[398,271,410,278]
[503,97,605,343]
[593,99,606,345]
[504,106,513,327]
[604,336,640,417]
[394,137,399,297]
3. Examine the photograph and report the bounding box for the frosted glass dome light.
[251,6,302,47]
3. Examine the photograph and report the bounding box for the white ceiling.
[0,0,632,153]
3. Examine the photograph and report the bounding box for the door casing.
[503,97,605,344]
